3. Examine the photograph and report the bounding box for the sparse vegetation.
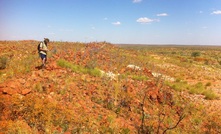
[0,41,221,133]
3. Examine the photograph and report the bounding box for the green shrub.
[0,56,8,70]
[202,90,218,100]
[57,59,73,69]
[87,68,101,77]
[189,82,204,94]
[166,80,188,92]
[191,52,201,57]
[57,59,101,77]
[121,128,130,134]
[171,51,176,54]
[205,82,211,87]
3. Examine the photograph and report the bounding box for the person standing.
[39,38,49,68]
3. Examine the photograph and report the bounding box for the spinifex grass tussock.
[57,59,101,77]
[166,80,189,92]
[0,56,8,70]
[167,80,218,100]
[202,90,218,100]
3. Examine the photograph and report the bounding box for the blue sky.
[0,0,221,45]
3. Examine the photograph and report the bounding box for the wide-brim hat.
[44,38,50,43]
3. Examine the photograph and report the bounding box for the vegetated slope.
[0,41,220,133]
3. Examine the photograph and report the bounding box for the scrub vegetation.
[0,41,221,133]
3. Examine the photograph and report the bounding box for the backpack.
[37,42,42,52]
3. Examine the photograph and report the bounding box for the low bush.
[0,56,8,69]
[191,52,201,57]
[205,82,212,87]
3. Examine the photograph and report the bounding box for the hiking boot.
[41,64,46,69]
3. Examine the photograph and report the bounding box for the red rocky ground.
[0,41,220,133]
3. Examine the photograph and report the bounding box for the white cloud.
[133,0,142,3]
[136,17,159,24]
[211,10,221,15]
[112,21,121,25]
[157,13,168,16]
